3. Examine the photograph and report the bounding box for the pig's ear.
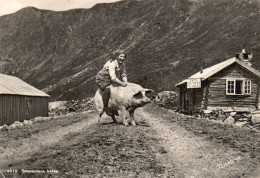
[144,89,156,98]
[133,91,143,99]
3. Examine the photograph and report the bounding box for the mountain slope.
[0,0,259,100]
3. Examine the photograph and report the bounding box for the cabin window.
[244,80,251,95]
[227,80,235,94]
[226,79,251,95]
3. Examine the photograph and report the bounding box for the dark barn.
[176,50,260,115]
[0,74,50,126]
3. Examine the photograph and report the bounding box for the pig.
[94,82,155,126]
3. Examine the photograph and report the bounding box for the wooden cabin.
[0,74,50,126]
[176,50,260,114]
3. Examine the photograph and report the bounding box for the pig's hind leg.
[129,110,136,126]
[110,111,118,124]
[98,112,103,124]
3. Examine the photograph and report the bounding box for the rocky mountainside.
[0,0,259,100]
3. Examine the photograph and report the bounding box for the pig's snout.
[145,97,151,103]
[141,97,151,105]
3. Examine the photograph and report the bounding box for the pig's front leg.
[129,110,136,126]
[120,107,128,126]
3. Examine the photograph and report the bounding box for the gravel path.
[139,107,257,178]
[0,106,259,177]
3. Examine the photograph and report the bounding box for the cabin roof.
[0,74,50,97]
[176,57,260,86]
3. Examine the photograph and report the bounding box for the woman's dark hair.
[111,49,126,61]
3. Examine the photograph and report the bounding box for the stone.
[44,117,51,121]
[224,116,235,125]
[218,114,226,121]
[35,117,46,122]
[252,110,260,114]
[233,114,243,121]
[10,121,23,128]
[242,113,252,118]
[26,120,33,125]
[251,114,260,124]
[1,124,9,131]
[209,115,217,120]
[237,118,249,122]
[224,112,230,118]
[49,101,67,110]
[197,114,202,119]
[213,110,219,115]
[230,112,237,116]
[235,121,248,127]
[204,113,211,117]
[219,110,225,115]
[223,108,234,112]
[187,115,194,119]
[23,120,29,124]
[68,107,76,113]
[34,117,41,121]
[204,110,213,114]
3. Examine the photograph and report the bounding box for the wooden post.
[256,79,260,110]
[178,86,182,111]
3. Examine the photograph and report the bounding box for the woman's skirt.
[96,71,111,91]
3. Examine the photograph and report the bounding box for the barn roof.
[0,74,50,97]
[176,57,260,86]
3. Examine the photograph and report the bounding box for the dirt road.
[0,105,259,177]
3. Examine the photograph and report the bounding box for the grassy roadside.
[0,114,86,141]
[0,113,90,165]
[149,105,260,163]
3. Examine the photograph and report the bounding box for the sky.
[0,0,121,16]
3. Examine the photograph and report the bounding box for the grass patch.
[166,112,260,162]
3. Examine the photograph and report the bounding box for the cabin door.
[186,89,195,114]
[180,87,188,111]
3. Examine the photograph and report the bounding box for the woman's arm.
[109,61,127,87]
[121,62,128,82]
[114,78,127,86]
[122,76,127,82]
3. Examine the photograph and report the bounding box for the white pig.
[94,82,155,126]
